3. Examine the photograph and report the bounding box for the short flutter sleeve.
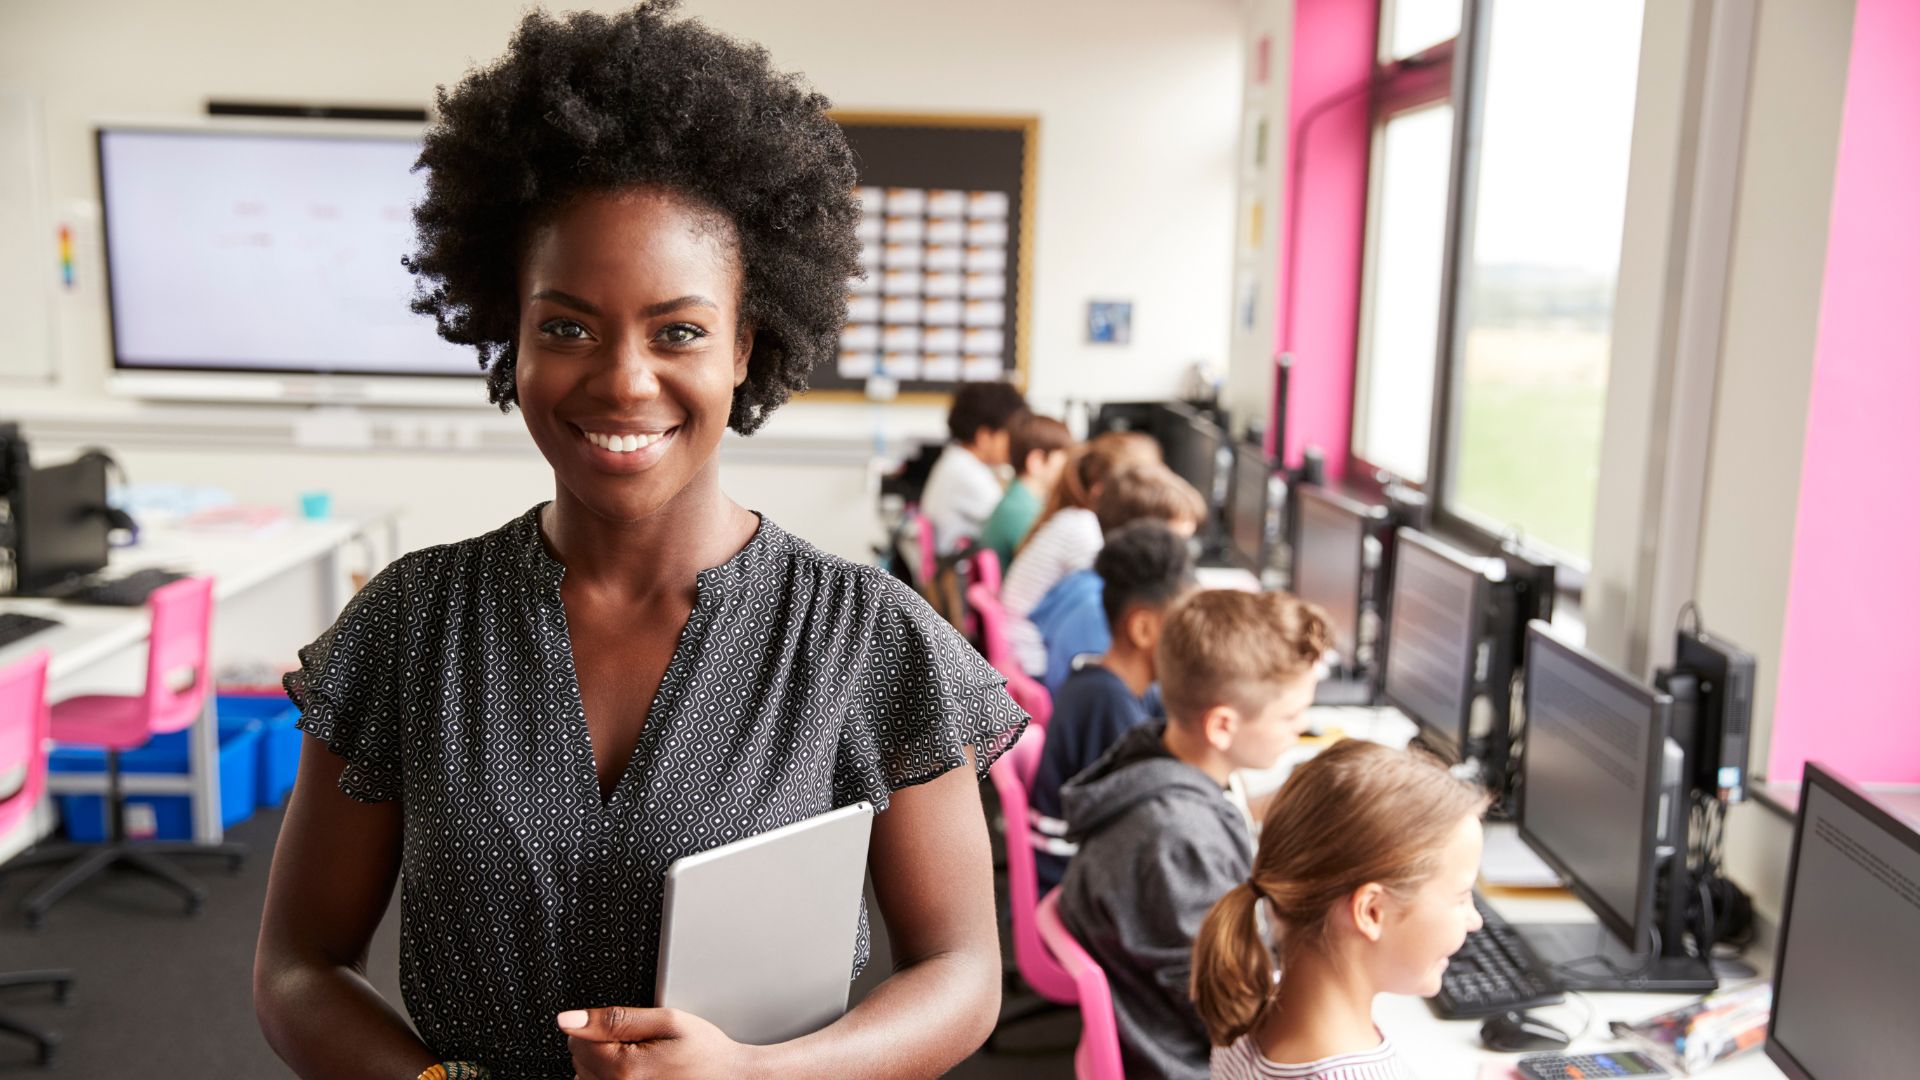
[835,574,1029,811]
[284,559,409,803]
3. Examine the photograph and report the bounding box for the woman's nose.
[596,334,662,404]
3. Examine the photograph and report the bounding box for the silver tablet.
[655,801,875,1045]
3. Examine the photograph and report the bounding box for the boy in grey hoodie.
[1058,589,1330,1080]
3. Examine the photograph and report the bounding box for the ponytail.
[1190,881,1275,1046]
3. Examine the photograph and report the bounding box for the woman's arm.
[563,757,1003,1080]
[255,741,439,1079]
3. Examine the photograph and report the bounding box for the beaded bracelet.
[416,1064,490,1080]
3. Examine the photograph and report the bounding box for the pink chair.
[970,584,1053,730]
[970,547,1004,597]
[0,651,74,1064]
[1037,889,1127,1080]
[983,724,1077,1052]
[910,508,939,592]
[11,577,245,927]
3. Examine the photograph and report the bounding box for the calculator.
[1517,1050,1671,1079]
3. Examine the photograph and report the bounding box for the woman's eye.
[538,318,590,340]
[659,323,709,346]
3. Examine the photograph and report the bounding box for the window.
[1343,0,1644,570]
[1353,102,1454,484]
[1382,0,1461,61]
[1446,3,1644,563]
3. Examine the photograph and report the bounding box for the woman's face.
[514,187,751,523]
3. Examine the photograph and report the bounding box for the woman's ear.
[1349,883,1388,943]
[733,325,755,387]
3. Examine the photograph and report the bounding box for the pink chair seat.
[48,695,157,751]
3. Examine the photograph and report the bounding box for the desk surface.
[1,507,397,680]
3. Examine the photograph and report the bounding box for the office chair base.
[0,971,72,1068]
[15,841,247,929]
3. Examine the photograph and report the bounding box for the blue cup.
[299,491,332,520]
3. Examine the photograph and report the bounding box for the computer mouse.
[1479,1010,1572,1053]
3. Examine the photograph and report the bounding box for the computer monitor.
[1226,440,1276,575]
[1291,486,1371,665]
[1091,400,1158,437]
[1766,763,1920,1080]
[12,457,111,595]
[1514,622,1715,991]
[1158,404,1228,514]
[1382,529,1486,755]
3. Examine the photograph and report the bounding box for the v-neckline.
[524,505,770,811]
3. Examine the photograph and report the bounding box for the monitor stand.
[1512,920,1717,994]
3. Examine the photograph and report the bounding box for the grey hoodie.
[1057,720,1254,1080]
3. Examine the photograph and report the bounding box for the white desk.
[1,507,398,850]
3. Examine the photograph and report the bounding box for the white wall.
[0,0,1243,553]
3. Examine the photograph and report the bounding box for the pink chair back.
[0,651,52,839]
[911,509,939,588]
[988,724,1076,1006]
[971,583,1054,730]
[970,547,1003,597]
[143,576,215,736]
[1036,889,1128,1080]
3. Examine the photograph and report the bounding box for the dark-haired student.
[919,382,1029,555]
[1026,521,1197,892]
[252,6,1024,1079]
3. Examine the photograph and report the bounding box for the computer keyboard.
[0,611,61,648]
[1427,892,1565,1019]
[59,568,189,607]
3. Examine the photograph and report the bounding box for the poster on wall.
[805,114,1035,401]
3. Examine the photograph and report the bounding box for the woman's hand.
[558,1007,755,1079]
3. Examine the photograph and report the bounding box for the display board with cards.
[806,113,1035,400]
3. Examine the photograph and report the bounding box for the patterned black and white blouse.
[285,504,1027,1080]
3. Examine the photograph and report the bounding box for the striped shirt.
[1000,507,1104,675]
[1211,1033,1413,1080]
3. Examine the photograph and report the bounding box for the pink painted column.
[1274,0,1377,480]
[1768,0,1920,784]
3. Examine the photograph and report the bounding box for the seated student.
[1193,740,1488,1080]
[1001,431,1160,674]
[1029,462,1207,691]
[1058,589,1330,1080]
[918,381,1028,554]
[978,412,1073,570]
[1027,520,1197,893]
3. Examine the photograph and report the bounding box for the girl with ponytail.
[1190,740,1491,1079]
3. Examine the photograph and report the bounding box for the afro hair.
[406,1,862,434]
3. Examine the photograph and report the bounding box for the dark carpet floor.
[0,797,1077,1078]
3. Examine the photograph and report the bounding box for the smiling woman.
[250,6,1027,1080]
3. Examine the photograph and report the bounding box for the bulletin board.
[802,112,1037,404]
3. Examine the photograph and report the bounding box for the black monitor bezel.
[1766,762,1920,1080]
[1226,439,1274,574]
[1157,404,1226,511]
[1290,484,1373,662]
[1381,527,1487,753]
[1516,621,1671,952]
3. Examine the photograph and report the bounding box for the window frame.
[1344,0,1591,590]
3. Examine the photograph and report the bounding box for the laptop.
[655,801,875,1044]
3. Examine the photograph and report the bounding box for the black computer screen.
[17,457,111,593]
[1292,487,1365,662]
[1518,624,1667,950]
[1161,409,1225,511]
[1228,443,1271,573]
[1767,766,1920,1080]
[1383,529,1483,751]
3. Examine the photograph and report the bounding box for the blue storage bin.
[219,694,303,808]
[51,722,262,842]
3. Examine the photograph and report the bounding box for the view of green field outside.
[1452,322,1609,563]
